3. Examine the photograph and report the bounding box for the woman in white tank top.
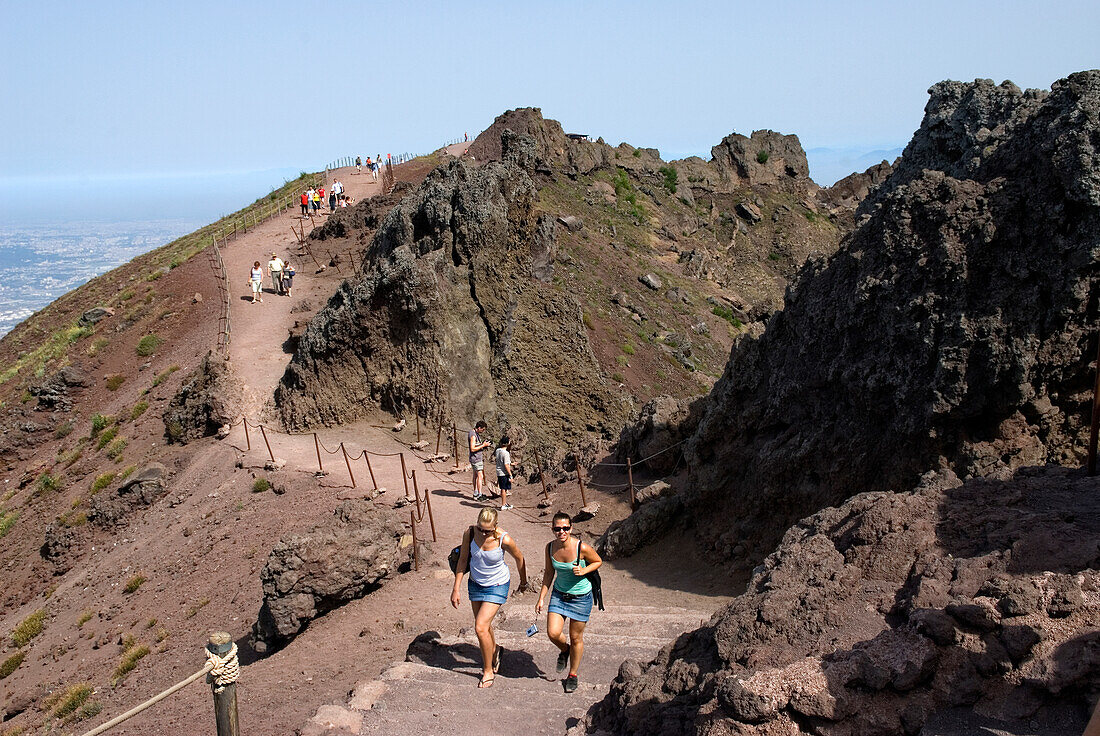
[450,508,529,688]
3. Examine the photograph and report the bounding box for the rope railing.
[80,632,240,736]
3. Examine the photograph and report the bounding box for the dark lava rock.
[275,132,628,449]
[684,71,1100,564]
[162,351,242,444]
[596,495,683,560]
[30,366,90,411]
[79,306,114,326]
[711,129,810,191]
[251,501,411,650]
[586,466,1100,735]
[88,463,169,529]
[616,395,706,474]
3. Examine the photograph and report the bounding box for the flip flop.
[478,676,495,689]
[492,645,502,673]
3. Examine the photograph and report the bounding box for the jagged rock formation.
[87,463,169,529]
[588,466,1100,735]
[615,395,704,474]
[252,501,410,651]
[30,366,90,412]
[162,351,242,444]
[682,71,1100,562]
[275,131,630,442]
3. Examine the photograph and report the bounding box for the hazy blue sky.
[1,0,1097,220]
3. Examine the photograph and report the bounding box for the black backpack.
[448,526,472,574]
[547,540,604,611]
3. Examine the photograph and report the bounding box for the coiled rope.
[205,642,240,693]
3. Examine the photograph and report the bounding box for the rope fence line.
[80,632,241,736]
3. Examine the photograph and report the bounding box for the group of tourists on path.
[248,251,295,303]
[451,420,604,692]
[355,155,381,181]
[299,180,352,217]
[450,508,602,693]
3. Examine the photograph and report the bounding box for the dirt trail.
[191,155,735,735]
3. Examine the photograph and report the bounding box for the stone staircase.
[300,604,713,736]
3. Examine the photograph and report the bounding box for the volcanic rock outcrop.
[275,131,630,442]
[163,351,242,444]
[683,71,1100,562]
[588,466,1100,735]
[252,501,410,651]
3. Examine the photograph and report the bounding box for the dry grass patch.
[11,609,46,647]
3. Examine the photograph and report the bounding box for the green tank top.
[550,542,592,596]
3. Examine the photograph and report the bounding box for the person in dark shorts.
[535,511,602,693]
[494,436,514,511]
[450,508,528,688]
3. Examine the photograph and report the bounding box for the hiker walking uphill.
[450,508,528,689]
[248,260,264,303]
[469,421,492,501]
[494,436,514,511]
[536,511,602,693]
[268,252,285,296]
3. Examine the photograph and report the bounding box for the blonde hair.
[477,508,502,540]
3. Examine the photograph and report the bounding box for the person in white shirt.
[494,436,514,511]
[268,252,285,295]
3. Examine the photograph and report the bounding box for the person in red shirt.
[300,191,308,216]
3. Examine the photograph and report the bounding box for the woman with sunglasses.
[535,511,603,693]
[450,507,528,688]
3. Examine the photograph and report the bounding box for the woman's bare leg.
[567,619,587,677]
[472,600,501,682]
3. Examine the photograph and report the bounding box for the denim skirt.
[548,588,593,622]
[469,579,510,605]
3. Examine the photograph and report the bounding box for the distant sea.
[0,166,303,338]
[0,220,200,337]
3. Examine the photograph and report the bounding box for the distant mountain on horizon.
[806,145,904,187]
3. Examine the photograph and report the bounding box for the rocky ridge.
[684,70,1100,563]
[588,466,1100,735]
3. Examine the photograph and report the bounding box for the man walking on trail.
[355,155,362,174]
[470,420,492,501]
[268,252,285,296]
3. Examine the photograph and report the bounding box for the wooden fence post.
[410,511,419,571]
[534,447,549,500]
[314,433,323,473]
[363,453,379,491]
[341,443,356,488]
[576,449,588,507]
[243,420,250,452]
[627,457,636,509]
[207,632,239,736]
[1089,332,1100,476]
[399,453,411,498]
[258,425,274,462]
[421,473,437,542]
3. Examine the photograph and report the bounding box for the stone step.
[358,667,601,736]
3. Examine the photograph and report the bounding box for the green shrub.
[119,465,137,480]
[54,421,74,439]
[11,609,46,646]
[63,448,83,467]
[251,478,272,493]
[756,150,770,164]
[96,426,118,450]
[76,610,94,628]
[36,473,61,495]
[0,510,17,539]
[611,372,624,383]
[123,575,146,594]
[87,337,109,356]
[130,401,148,420]
[48,682,93,720]
[632,148,641,158]
[136,334,163,357]
[106,437,127,460]
[151,365,180,388]
[90,413,112,437]
[91,472,116,493]
[581,312,594,330]
[658,166,678,194]
[105,374,125,391]
[0,651,24,679]
[622,343,636,356]
[58,511,87,528]
[119,289,135,302]
[113,644,150,683]
[616,355,629,367]
[712,305,744,328]
[768,251,781,261]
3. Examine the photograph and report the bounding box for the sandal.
[492,645,502,673]
[478,676,495,689]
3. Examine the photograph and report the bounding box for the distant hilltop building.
[565,133,592,142]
